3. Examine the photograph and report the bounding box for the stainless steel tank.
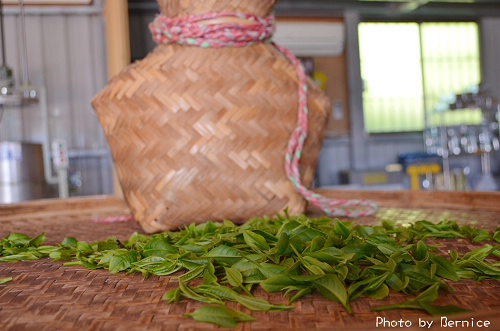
[0,141,44,203]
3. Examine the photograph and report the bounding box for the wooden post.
[102,0,130,195]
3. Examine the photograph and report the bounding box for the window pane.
[421,22,482,127]
[359,22,481,133]
[359,23,424,133]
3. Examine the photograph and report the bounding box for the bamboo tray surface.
[1,191,500,331]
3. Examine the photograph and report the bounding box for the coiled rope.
[149,11,377,217]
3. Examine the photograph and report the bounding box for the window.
[359,22,481,133]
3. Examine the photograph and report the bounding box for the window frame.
[345,11,484,171]
[358,19,482,135]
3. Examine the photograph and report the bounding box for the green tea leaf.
[381,219,396,230]
[178,281,223,304]
[162,287,182,303]
[76,241,94,255]
[449,249,459,262]
[225,267,243,287]
[462,244,499,261]
[243,230,270,251]
[176,264,207,282]
[4,233,32,247]
[28,233,46,247]
[313,274,351,313]
[239,255,288,278]
[289,226,325,243]
[205,245,242,265]
[96,240,119,252]
[348,272,390,300]
[61,237,78,248]
[413,241,428,261]
[184,305,255,328]
[419,302,471,316]
[432,255,459,281]
[0,253,39,261]
[493,229,500,243]
[261,275,311,293]
[224,267,252,296]
[0,277,13,284]
[365,284,389,300]
[234,293,293,311]
[403,267,438,291]
[79,257,102,270]
[151,259,181,276]
[202,261,218,285]
[303,247,347,264]
[267,232,289,255]
[109,250,139,274]
[303,256,334,274]
[241,268,266,283]
[414,282,440,303]
[196,285,293,311]
[252,230,278,243]
[367,234,396,245]
[310,236,326,252]
[456,259,500,277]
[334,219,350,238]
[385,273,407,292]
[36,245,61,255]
[473,230,492,242]
[287,287,314,304]
[141,249,171,258]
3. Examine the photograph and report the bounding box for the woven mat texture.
[1,207,499,331]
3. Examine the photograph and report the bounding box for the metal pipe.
[39,86,59,185]
[0,0,6,66]
[18,0,29,85]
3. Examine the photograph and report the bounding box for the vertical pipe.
[419,23,429,129]
[39,86,59,185]
[18,0,30,86]
[0,0,6,66]
[344,10,367,171]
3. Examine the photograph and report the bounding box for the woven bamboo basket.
[91,0,330,233]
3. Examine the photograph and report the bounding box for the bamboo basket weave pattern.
[1,201,500,331]
[92,0,330,233]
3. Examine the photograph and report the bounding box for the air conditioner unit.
[273,20,345,57]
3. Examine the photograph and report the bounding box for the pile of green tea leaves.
[1,210,500,328]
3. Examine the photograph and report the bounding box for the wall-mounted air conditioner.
[273,20,345,57]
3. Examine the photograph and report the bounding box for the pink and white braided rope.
[149,11,377,218]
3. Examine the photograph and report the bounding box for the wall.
[480,18,500,102]
[1,3,499,198]
[0,0,113,197]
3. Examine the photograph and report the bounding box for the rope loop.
[149,12,275,47]
[149,11,377,218]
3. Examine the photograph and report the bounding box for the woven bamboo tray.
[1,190,500,331]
